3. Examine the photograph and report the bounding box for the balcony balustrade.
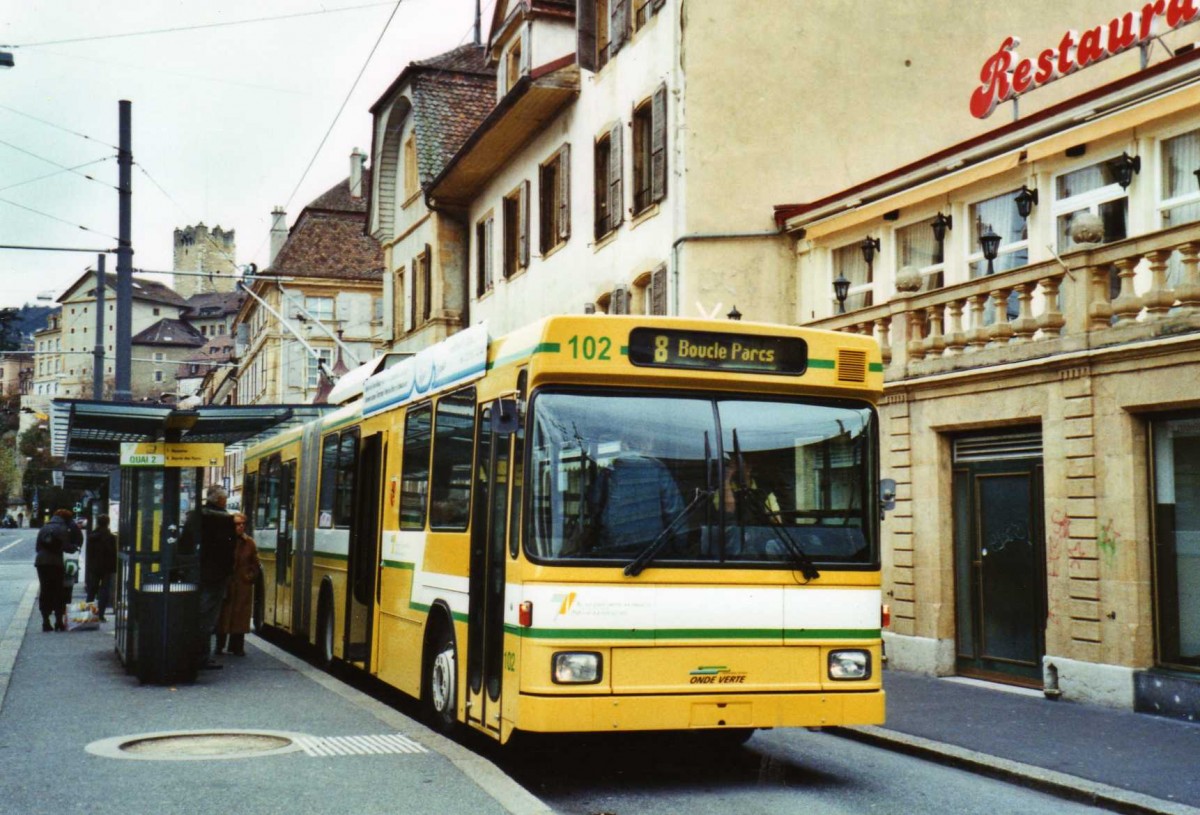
[810,222,1200,380]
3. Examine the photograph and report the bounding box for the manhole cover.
[87,730,305,761]
[123,733,293,757]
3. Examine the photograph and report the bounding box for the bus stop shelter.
[49,400,333,683]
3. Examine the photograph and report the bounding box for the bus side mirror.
[880,478,897,517]
[491,396,520,436]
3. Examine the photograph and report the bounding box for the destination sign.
[627,329,807,375]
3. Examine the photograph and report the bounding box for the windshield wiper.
[625,431,713,578]
[623,486,712,577]
[730,430,820,582]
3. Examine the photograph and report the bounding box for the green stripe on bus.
[381,560,415,570]
[808,358,835,369]
[786,628,880,640]
[869,362,884,372]
[489,341,561,371]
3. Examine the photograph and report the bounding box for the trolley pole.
[93,254,105,399]
[114,100,133,403]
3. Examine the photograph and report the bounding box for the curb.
[250,634,556,815]
[0,580,39,716]
[831,725,1200,815]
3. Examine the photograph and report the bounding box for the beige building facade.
[777,3,1200,717]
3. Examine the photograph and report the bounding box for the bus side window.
[334,430,359,528]
[430,388,475,530]
[400,405,433,530]
[317,433,339,529]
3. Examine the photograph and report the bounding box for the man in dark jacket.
[35,509,83,631]
[185,485,236,670]
[84,514,118,622]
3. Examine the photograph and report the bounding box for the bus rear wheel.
[425,624,457,734]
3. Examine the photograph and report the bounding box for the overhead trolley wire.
[0,138,118,190]
[2,2,397,49]
[0,104,119,151]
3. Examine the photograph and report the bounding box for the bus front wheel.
[425,623,457,733]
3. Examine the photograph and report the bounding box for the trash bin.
[133,577,199,684]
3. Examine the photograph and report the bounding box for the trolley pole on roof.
[114,100,133,403]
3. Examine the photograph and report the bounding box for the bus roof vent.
[837,348,867,382]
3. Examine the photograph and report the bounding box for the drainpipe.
[670,230,783,317]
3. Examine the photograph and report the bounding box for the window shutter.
[422,244,432,321]
[558,145,571,241]
[650,263,667,315]
[403,266,414,332]
[608,123,623,232]
[611,0,629,55]
[651,83,668,204]
[578,0,597,72]
[519,180,530,268]
[612,285,630,314]
[475,223,485,297]
[519,28,530,76]
[485,217,494,290]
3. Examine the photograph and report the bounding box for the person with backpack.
[35,509,83,632]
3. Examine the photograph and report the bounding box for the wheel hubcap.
[432,648,455,713]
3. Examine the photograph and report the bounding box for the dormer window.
[506,39,523,91]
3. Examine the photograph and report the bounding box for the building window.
[631,265,667,315]
[407,245,432,327]
[403,133,419,200]
[505,38,524,91]
[968,190,1029,278]
[503,182,529,278]
[1161,129,1200,227]
[896,220,944,292]
[476,214,494,296]
[154,352,165,362]
[540,144,571,254]
[832,243,873,312]
[153,308,160,316]
[631,85,667,216]
[305,296,334,322]
[1151,413,1200,672]
[307,348,334,389]
[594,124,623,240]
[154,370,163,382]
[596,0,611,69]
[1053,156,1129,250]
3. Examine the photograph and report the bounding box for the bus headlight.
[553,652,602,684]
[828,649,871,680]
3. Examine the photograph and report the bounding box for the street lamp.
[979,226,1002,276]
[726,305,742,321]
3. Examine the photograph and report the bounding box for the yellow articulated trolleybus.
[243,315,889,744]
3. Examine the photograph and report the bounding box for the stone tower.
[173,223,238,297]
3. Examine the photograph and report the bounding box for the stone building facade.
[173,223,238,299]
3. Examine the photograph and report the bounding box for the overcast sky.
[0,0,489,309]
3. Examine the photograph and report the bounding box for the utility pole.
[114,101,132,402]
[93,255,105,399]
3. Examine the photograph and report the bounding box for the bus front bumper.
[511,689,885,734]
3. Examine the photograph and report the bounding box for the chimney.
[269,207,288,266]
[350,148,365,198]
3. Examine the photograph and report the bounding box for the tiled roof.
[308,168,372,214]
[99,274,189,307]
[413,43,493,75]
[130,318,206,347]
[184,291,246,317]
[269,211,383,279]
[413,71,496,185]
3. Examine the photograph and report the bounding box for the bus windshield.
[527,390,877,568]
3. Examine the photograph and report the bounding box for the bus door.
[466,400,515,733]
[275,459,296,630]
[345,432,382,668]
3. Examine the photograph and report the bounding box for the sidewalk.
[0,581,553,815]
[838,668,1200,815]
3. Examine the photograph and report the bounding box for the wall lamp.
[1015,185,1038,219]
[979,226,1001,276]
[860,236,880,267]
[726,305,742,321]
[931,212,953,244]
[833,273,850,314]
[1112,152,1141,189]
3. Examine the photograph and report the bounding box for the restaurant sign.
[971,0,1200,119]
